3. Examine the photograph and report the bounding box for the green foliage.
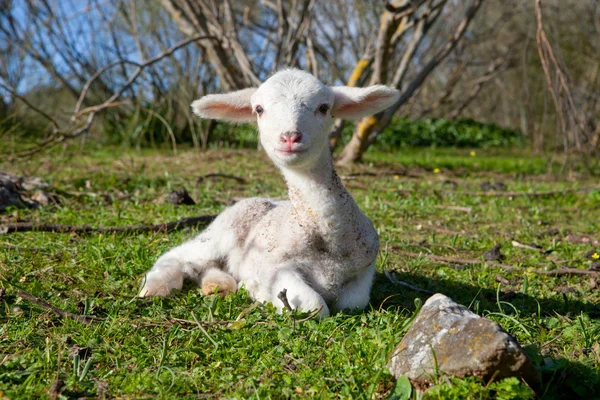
[376,118,523,149]
[101,106,190,149]
[210,122,259,149]
[424,377,534,400]
[389,375,412,400]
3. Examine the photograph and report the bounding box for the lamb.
[139,69,400,317]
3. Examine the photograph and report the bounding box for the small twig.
[295,306,324,323]
[495,275,510,285]
[196,173,246,184]
[396,250,599,277]
[277,288,293,312]
[384,270,435,295]
[532,268,600,277]
[434,205,472,213]
[511,240,545,253]
[445,186,600,198]
[24,266,54,277]
[16,290,103,325]
[131,316,229,329]
[191,312,219,349]
[0,81,59,131]
[1,215,215,235]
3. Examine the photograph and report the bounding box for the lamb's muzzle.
[140,69,400,318]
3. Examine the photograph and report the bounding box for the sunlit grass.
[1,146,599,398]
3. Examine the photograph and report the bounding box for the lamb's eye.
[255,105,264,116]
[318,104,329,114]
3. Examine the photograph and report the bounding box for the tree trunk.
[336,0,483,165]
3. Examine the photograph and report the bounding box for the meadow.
[1,146,599,399]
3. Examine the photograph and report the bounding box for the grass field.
[1,146,599,399]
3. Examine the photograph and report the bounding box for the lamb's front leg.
[139,233,235,298]
[260,268,330,318]
[335,263,375,312]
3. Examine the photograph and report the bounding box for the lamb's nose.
[280,131,302,146]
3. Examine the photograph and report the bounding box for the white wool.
[140,69,400,317]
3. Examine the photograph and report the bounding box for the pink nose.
[280,131,302,146]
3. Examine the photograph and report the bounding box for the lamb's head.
[192,69,399,169]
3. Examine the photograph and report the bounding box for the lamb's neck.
[281,152,360,235]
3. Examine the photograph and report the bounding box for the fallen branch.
[511,240,546,253]
[1,215,215,235]
[434,205,472,213]
[384,270,435,295]
[444,186,599,198]
[294,306,324,323]
[196,173,246,184]
[17,290,103,325]
[396,250,599,277]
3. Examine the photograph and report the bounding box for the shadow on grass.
[371,271,600,317]
[370,271,600,399]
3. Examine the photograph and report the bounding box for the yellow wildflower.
[394,175,400,180]
[592,252,600,260]
[470,151,476,157]
[433,168,441,174]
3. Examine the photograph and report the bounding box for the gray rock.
[1,173,34,211]
[388,293,540,388]
[167,188,196,206]
[0,172,52,212]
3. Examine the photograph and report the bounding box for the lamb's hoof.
[138,283,172,298]
[202,277,237,297]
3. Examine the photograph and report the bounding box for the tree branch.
[396,250,599,277]
[1,215,215,235]
[17,289,104,325]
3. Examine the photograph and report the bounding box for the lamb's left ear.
[331,85,400,120]
[191,88,257,123]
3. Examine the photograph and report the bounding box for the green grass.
[1,146,599,399]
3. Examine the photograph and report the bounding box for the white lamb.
[139,69,399,317]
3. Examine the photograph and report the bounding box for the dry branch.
[196,173,246,184]
[445,186,600,198]
[535,0,591,154]
[1,215,215,235]
[511,241,545,253]
[8,34,218,159]
[396,250,599,277]
[384,270,435,295]
[338,0,484,164]
[17,290,103,325]
[446,57,507,119]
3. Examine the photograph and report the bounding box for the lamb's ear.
[331,85,400,120]
[191,88,257,123]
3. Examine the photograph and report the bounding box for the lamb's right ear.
[191,88,257,123]
[331,85,400,120]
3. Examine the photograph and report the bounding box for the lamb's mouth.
[275,148,308,156]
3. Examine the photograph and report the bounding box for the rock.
[167,188,196,206]
[30,190,51,206]
[0,172,53,212]
[0,173,36,211]
[484,244,504,261]
[387,293,540,388]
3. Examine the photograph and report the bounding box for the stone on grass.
[0,172,47,211]
[388,293,540,388]
[167,188,196,206]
